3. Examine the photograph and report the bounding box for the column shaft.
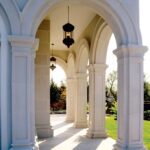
[113,45,147,150]
[35,20,53,138]
[74,73,87,128]
[35,53,53,138]
[66,78,75,122]
[87,64,107,138]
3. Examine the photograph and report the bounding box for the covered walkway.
[38,114,116,150]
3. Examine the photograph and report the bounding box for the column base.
[87,129,107,138]
[113,140,146,150]
[74,121,87,128]
[36,125,53,139]
[10,144,39,150]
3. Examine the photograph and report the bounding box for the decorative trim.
[8,35,38,49]
[113,45,148,58]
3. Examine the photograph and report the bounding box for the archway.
[1,0,146,149]
[105,34,117,140]
[49,59,67,113]
[22,0,141,46]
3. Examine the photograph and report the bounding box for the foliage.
[50,80,66,111]
[144,81,150,102]
[144,81,150,115]
[106,72,150,120]
[144,110,150,120]
[50,79,61,105]
[106,71,117,114]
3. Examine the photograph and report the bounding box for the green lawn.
[106,116,150,150]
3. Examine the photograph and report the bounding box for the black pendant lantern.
[62,6,75,48]
[50,43,56,70]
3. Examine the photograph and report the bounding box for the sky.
[51,1,150,84]
[50,65,66,86]
[140,0,150,81]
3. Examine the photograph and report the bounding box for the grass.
[106,116,150,150]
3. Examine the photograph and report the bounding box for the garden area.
[106,116,150,150]
[50,71,150,149]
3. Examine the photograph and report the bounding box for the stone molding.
[9,35,39,50]
[113,45,147,59]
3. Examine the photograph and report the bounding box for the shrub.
[144,110,150,120]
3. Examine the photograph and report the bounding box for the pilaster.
[9,35,39,150]
[74,73,87,128]
[113,45,147,150]
[87,64,107,138]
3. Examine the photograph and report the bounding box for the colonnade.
[0,1,147,149]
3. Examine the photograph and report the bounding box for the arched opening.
[2,0,145,149]
[29,1,145,149]
[140,2,150,149]
[105,34,117,140]
[50,64,67,113]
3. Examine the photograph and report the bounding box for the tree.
[106,71,117,114]
[144,81,150,102]
[50,80,66,111]
[50,79,61,105]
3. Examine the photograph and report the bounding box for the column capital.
[113,45,147,59]
[8,35,39,51]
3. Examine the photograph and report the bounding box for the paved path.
[38,114,116,150]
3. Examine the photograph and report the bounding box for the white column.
[9,36,39,150]
[35,20,53,138]
[35,52,53,138]
[113,45,147,150]
[74,73,87,128]
[66,78,75,122]
[0,34,12,149]
[87,64,107,138]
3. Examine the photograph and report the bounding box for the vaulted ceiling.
[45,2,96,51]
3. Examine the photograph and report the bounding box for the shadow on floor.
[38,114,116,150]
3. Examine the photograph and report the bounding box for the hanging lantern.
[50,43,56,70]
[50,56,56,70]
[62,6,75,48]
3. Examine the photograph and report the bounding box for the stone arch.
[90,18,112,64]
[21,0,141,46]
[0,5,12,150]
[76,38,89,73]
[0,1,20,34]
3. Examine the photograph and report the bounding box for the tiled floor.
[38,114,116,150]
